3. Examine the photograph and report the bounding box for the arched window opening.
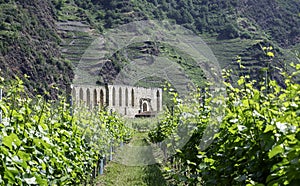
[105,85,109,106]
[142,102,148,112]
[94,89,97,107]
[72,88,76,98]
[112,87,116,106]
[131,89,134,107]
[125,88,128,106]
[119,87,122,106]
[79,88,84,102]
[100,89,104,108]
[157,90,160,112]
[72,88,76,104]
[87,89,91,107]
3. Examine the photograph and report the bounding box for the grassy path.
[97,132,167,186]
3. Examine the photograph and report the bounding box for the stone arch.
[100,89,104,107]
[79,88,84,102]
[94,89,97,106]
[142,102,148,112]
[72,88,76,104]
[87,88,91,107]
[119,87,122,106]
[105,85,109,106]
[131,88,134,107]
[157,90,160,112]
[112,87,116,106]
[125,88,128,106]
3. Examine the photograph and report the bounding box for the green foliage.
[149,62,300,185]
[0,1,73,98]
[0,77,131,185]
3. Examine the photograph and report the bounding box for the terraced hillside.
[57,0,299,88]
[55,4,107,86]
[57,21,96,66]
[1,0,299,96]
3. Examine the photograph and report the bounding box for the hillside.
[70,0,300,47]
[63,0,299,87]
[0,0,73,98]
[0,0,299,96]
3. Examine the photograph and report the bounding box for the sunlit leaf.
[269,145,284,159]
[2,133,22,150]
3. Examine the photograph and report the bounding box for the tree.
[218,24,239,40]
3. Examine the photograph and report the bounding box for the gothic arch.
[94,89,97,106]
[131,88,134,107]
[87,88,91,107]
[105,85,109,106]
[112,87,116,106]
[72,88,76,103]
[157,90,160,112]
[142,102,148,112]
[125,88,128,106]
[119,87,122,106]
[100,89,104,107]
[79,88,84,102]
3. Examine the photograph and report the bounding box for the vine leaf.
[269,145,284,159]
[2,133,21,150]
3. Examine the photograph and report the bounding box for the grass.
[97,162,167,186]
[97,132,167,186]
[125,117,159,132]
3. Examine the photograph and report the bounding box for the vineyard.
[1,59,300,185]
[0,76,131,185]
[148,61,300,185]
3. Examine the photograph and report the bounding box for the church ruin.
[71,84,162,118]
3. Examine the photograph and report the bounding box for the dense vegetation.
[65,0,300,47]
[0,76,131,185]
[1,0,300,185]
[52,0,299,89]
[0,0,73,98]
[1,0,299,96]
[149,54,300,185]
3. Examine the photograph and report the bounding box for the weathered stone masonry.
[71,84,162,118]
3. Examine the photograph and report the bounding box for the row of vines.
[149,62,300,185]
[0,76,131,185]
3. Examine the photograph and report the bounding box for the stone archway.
[94,89,97,106]
[139,98,152,113]
[100,89,104,107]
[125,88,128,106]
[131,88,134,107]
[79,88,84,102]
[112,87,116,106]
[156,90,160,112]
[87,88,91,107]
[142,102,148,112]
[119,87,122,106]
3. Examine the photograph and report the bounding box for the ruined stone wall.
[71,84,162,118]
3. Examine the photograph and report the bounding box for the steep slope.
[1,0,299,97]
[238,0,300,47]
[0,0,73,98]
[69,0,299,86]
[76,0,299,47]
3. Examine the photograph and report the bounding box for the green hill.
[1,0,299,96]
